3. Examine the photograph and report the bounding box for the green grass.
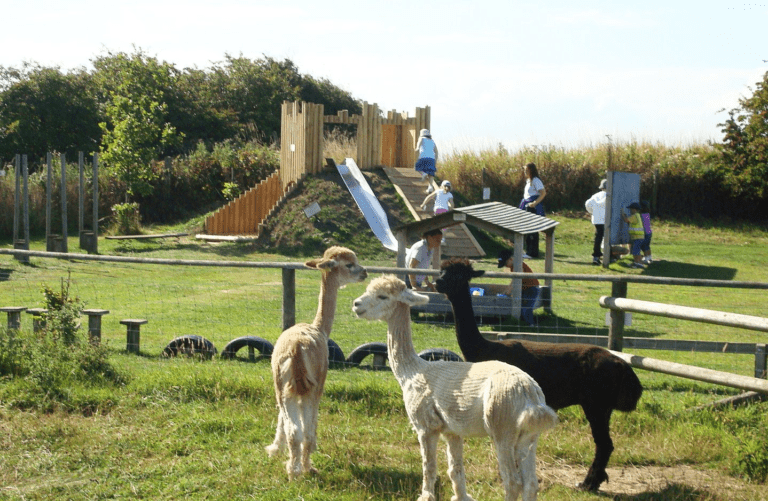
[1,215,768,500]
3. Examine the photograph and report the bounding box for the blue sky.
[3,0,767,152]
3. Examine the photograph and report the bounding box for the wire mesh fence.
[1,250,766,378]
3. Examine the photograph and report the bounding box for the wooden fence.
[203,171,282,236]
[282,100,431,176]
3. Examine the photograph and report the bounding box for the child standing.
[640,200,653,264]
[622,202,645,269]
[420,180,454,215]
[414,129,438,193]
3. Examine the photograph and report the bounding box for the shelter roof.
[394,202,559,241]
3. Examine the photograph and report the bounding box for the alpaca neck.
[386,303,423,382]
[312,272,339,337]
[445,286,489,355]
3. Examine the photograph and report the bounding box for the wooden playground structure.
[204,100,431,236]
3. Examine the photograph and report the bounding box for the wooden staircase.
[382,167,485,257]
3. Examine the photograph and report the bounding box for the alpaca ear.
[305,258,338,271]
[399,288,430,306]
[472,269,485,278]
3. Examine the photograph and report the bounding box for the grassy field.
[1,215,768,500]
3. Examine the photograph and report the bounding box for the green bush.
[0,277,127,412]
[111,202,141,235]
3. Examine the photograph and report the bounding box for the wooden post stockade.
[13,155,31,262]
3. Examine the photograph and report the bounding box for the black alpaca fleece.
[435,258,643,492]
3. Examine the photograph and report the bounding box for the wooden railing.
[204,171,282,235]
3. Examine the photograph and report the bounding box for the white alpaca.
[352,275,558,501]
[265,246,367,478]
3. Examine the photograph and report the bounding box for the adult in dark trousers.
[585,179,608,265]
[518,162,546,258]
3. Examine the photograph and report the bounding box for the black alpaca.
[435,258,643,492]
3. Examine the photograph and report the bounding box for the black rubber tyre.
[162,335,217,359]
[418,348,463,362]
[220,336,274,360]
[327,338,346,364]
[346,342,388,367]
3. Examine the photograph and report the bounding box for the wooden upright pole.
[60,153,68,253]
[93,152,99,254]
[13,155,20,243]
[79,152,84,236]
[46,153,52,248]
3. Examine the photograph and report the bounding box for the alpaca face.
[352,276,428,320]
[435,260,484,295]
[307,246,368,285]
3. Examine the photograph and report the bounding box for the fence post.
[756,344,767,379]
[608,280,627,351]
[282,268,296,330]
[60,153,68,253]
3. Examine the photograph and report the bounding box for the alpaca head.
[435,258,484,296]
[352,275,429,321]
[305,246,367,286]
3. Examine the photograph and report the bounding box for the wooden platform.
[382,167,484,257]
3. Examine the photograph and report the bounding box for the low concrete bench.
[1,306,27,330]
[26,308,48,333]
[120,319,147,353]
[83,309,109,345]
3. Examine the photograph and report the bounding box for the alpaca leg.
[444,434,474,501]
[265,407,287,457]
[494,437,523,501]
[580,406,614,491]
[284,398,304,479]
[417,430,440,501]
[300,394,319,475]
[516,435,541,501]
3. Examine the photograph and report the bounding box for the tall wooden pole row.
[93,153,99,254]
[13,155,20,244]
[79,152,85,237]
[60,153,68,253]
[46,153,52,247]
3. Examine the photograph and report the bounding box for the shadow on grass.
[613,259,738,281]
[610,483,721,500]
[349,464,422,499]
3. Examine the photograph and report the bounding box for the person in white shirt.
[518,162,546,258]
[585,179,608,265]
[405,229,443,291]
[420,180,454,215]
[414,129,438,193]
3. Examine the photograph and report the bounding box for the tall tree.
[716,70,768,201]
[0,63,101,164]
[92,49,183,201]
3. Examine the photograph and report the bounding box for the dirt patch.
[538,460,765,500]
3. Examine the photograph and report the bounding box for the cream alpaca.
[266,246,367,478]
[352,275,558,501]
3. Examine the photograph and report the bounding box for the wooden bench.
[82,309,109,345]
[1,306,27,330]
[120,319,147,353]
[411,284,551,321]
[26,308,48,333]
[105,232,188,241]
